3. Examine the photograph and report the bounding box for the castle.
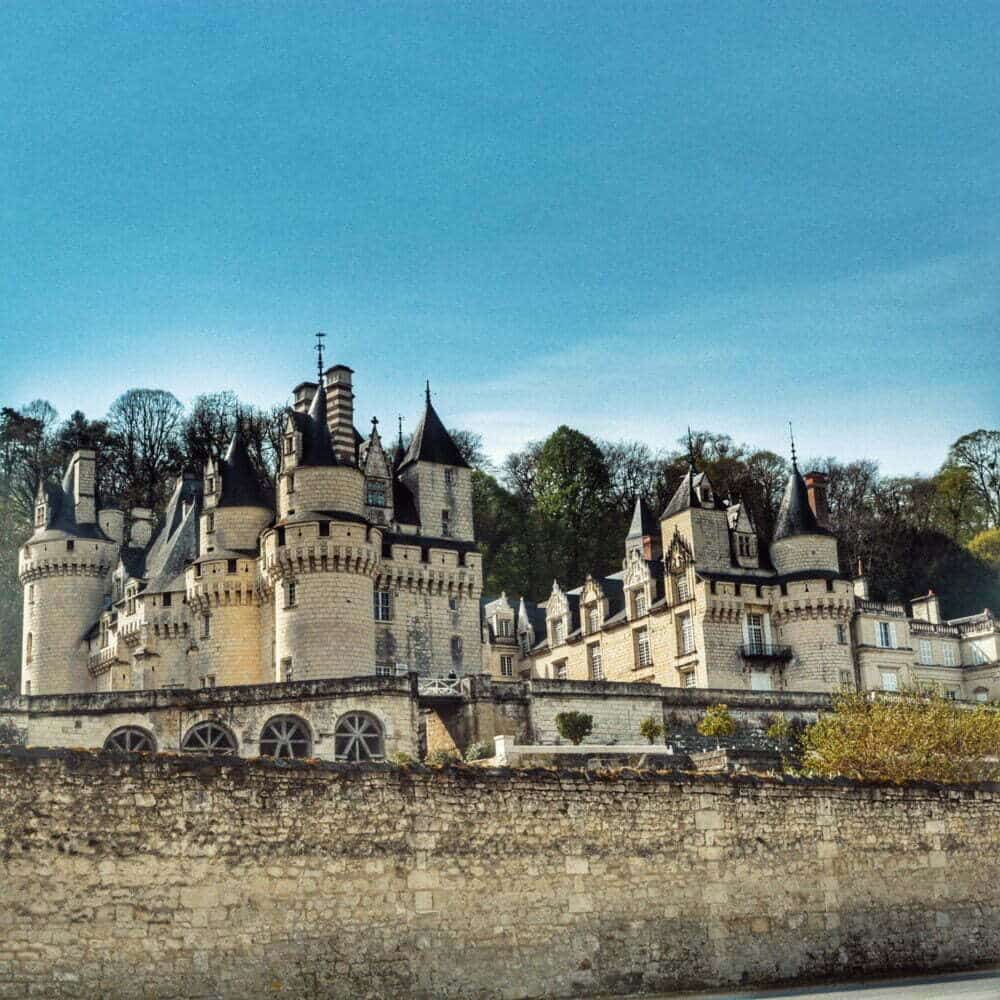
[12,359,1000,760]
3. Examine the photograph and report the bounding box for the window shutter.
[889,622,897,648]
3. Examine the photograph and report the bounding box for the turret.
[18,450,120,694]
[188,428,272,687]
[261,371,380,681]
[397,382,473,541]
[769,460,839,577]
[626,496,661,561]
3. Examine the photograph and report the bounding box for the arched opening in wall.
[334,712,384,762]
[103,726,156,753]
[259,715,312,759]
[181,721,237,754]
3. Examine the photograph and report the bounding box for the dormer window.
[283,436,295,456]
[552,619,565,645]
[366,480,387,507]
[633,590,647,617]
[34,504,45,527]
[586,606,600,633]
[674,573,691,603]
[206,476,216,494]
[497,618,512,638]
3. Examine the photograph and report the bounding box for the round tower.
[768,462,839,577]
[185,429,273,688]
[18,450,119,695]
[260,380,380,681]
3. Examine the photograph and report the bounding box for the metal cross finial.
[314,331,327,382]
[789,421,797,466]
[371,415,379,435]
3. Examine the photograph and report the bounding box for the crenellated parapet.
[771,592,854,627]
[259,519,382,588]
[18,542,117,585]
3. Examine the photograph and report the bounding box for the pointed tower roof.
[288,383,339,467]
[661,468,701,519]
[627,496,658,538]
[398,384,470,470]
[393,415,406,470]
[216,427,270,509]
[772,461,828,541]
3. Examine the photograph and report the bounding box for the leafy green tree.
[639,716,665,744]
[697,704,737,739]
[968,528,1000,571]
[801,691,1000,784]
[948,429,1000,528]
[555,711,594,746]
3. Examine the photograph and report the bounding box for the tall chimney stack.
[804,471,829,528]
[324,365,356,464]
[292,382,318,414]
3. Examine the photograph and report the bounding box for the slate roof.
[288,385,338,467]
[773,463,830,541]
[627,496,658,538]
[216,430,270,509]
[392,478,420,526]
[398,394,469,470]
[660,468,715,519]
[31,464,110,542]
[143,475,203,593]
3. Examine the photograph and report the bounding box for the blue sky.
[1,2,997,473]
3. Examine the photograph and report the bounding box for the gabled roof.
[398,390,469,470]
[773,463,830,541]
[627,496,658,538]
[288,384,338,467]
[661,468,700,519]
[31,465,109,542]
[143,475,203,592]
[217,430,270,509]
[392,478,420,526]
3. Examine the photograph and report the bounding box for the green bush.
[389,751,415,766]
[638,716,665,744]
[555,711,594,746]
[463,741,491,761]
[426,748,462,767]
[697,703,737,739]
[765,716,793,741]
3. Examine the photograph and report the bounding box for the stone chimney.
[129,508,155,548]
[804,471,829,528]
[292,382,318,414]
[852,558,869,599]
[98,509,125,544]
[911,590,941,625]
[69,450,96,525]
[324,365,356,464]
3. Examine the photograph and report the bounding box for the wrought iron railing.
[738,643,794,661]
[855,598,907,617]
[417,676,463,698]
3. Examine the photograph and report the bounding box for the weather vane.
[789,421,797,465]
[314,331,327,382]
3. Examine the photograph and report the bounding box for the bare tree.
[948,430,1000,527]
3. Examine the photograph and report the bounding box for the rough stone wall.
[400,462,474,542]
[0,750,996,1000]
[770,534,840,576]
[527,680,664,744]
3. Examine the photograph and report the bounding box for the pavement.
[637,968,1000,999]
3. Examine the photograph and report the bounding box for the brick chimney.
[804,471,829,528]
[69,450,96,525]
[324,365,356,464]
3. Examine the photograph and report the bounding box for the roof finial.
[397,414,404,447]
[425,380,432,405]
[789,421,797,466]
[686,426,696,469]
[314,331,327,382]
[371,415,379,436]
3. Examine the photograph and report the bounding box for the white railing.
[491,735,673,766]
[417,676,463,698]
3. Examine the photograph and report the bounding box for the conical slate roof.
[288,384,339,467]
[627,496,658,538]
[398,388,469,470]
[661,468,700,519]
[216,429,270,509]
[772,463,827,541]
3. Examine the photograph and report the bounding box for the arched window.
[259,715,312,759]
[181,721,237,754]
[104,727,156,753]
[334,712,384,762]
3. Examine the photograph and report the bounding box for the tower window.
[277,527,286,547]
[374,589,391,622]
[451,635,463,660]
[227,559,237,574]
[449,596,458,611]
[25,632,32,664]
[441,509,451,537]
[34,504,45,527]
[287,473,295,494]
[444,468,457,487]
[28,584,34,605]
[201,614,211,639]
[206,513,214,534]
[285,581,297,609]
[500,654,514,678]
[318,521,330,537]
[66,540,75,552]
[206,476,215,494]
[836,623,847,645]
[162,593,172,608]
[366,480,387,507]
[678,613,695,655]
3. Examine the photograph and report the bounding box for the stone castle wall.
[0,749,996,999]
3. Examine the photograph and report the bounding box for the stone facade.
[19,364,482,716]
[0,748,996,999]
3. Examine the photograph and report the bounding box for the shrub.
[638,716,665,744]
[463,741,491,761]
[426,748,461,767]
[766,715,793,741]
[801,691,1000,784]
[389,751,415,766]
[555,711,594,746]
[697,704,736,739]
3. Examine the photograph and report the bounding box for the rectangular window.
[746,613,765,653]
[554,660,567,680]
[635,627,652,668]
[24,680,30,696]
[281,658,293,682]
[675,573,690,602]
[750,669,772,691]
[876,621,896,649]
[500,654,514,677]
[318,520,330,537]
[203,674,216,688]
[285,581,297,608]
[587,607,600,633]
[836,623,847,645]
[451,635,463,659]
[942,645,957,667]
[66,539,74,552]
[444,467,457,487]
[283,436,295,455]
[374,590,391,622]
[879,669,899,692]
[918,639,932,665]
[276,527,286,547]
[945,688,958,701]
[34,504,45,527]
[634,590,647,617]
[201,615,211,639]
[162,592,172,608]
[552,619,565,645]
[683,670,696,688]
[227,559,238,574]
[678,613,695,655]
[206,476,215,494]
[839,669,853,688]
[287,473,295,494]
[497,618,512,637]
[588,643,604,680]
[28,584,34,604]
[206,513,214,533]
[441,509,451,537]
[449,596,458,611]
[366,480,387,507]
